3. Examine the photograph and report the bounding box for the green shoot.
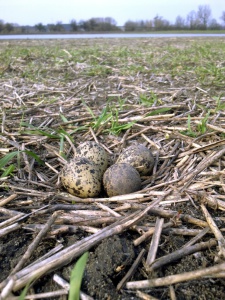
[24,150,44,165]
[82,101,135,135]
[21,128,60,139]
[82,100,96,119]
[197,111,210,134]
[60,113,69,123]
[146,107,171,116]
[180,114,197,137]
[0,150,44,177]
[93,105,112,130]
[187,114,192,133]
[68,252,89,300]
[1,165,15,178]
[19,278,33,300]
[59,134,66,158]
[139,92,161,106]
[213,96,225,112]
[109,119,135,135]
[0,151,19,169]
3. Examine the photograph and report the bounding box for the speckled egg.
[61,157,102,198]
[116,144,154,176]
[103,163,141,197]
[75,141,108,176]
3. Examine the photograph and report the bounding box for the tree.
[47,21,64,32]
[221,11,225,25]
[153,15,170,30]
[145,20,153,30]
[35,22,46,32]
[4,23,14,33]
[174,15,186,29]
[124,20,138,31]
[136,20,148,31]
[208,18,221,30]
[70,19,78,31]
[186,10,199,29]
[78,20,85,31]
[104,17,117,26]
[0,20,4,32]
[79,17,119,31]
[197,5,211,29]
[82,18,97,31]
[55,21,64,32]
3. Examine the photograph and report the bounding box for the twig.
[126,262,225,289]
[169,285,177,300]
[149,207,208,228]
[0,213,24,229]
[0,194,17,207]
[10,211,59,275]
[6,193,169,291]
[53,274,94,300]
[145,218,164,269]
[148,239,217,272]
[178,147,225,191]
[181,227,210,248]
[53,274,69,291]
[117,249,146,291]
[6,290,69,299]
[0,223,21,238]
[0,276,16,300]
[201,203,225,259]
[163,228,204,236]
[136,290,159,300]
[26,244,64,268]
[134,221,173,246]
[202,194,225,211]
[95,202,121,217]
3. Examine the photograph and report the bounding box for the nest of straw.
[0,38,225,299]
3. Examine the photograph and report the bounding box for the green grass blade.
[93,106,111,129]
[57,128,74,141]
[82,100,96,119]
[60,113,69,122]
[19,285,29,300]
[147,107,171,116]
[24,150,44,166]
[19,278,33,300]
[22,129,60,139]
[59,135,67,158]
[0,150,44,178]
[70,125,89,133]
[187,114,192,132]
[1,164,15,178]
[68,252,89,300]
[110,121,135,135]
[0,151,19,169]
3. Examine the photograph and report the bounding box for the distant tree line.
[0,20,14,33]
[35,17,120,32]
[124,6,223,31]
[1,5,225,34]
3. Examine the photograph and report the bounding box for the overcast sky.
[0,0,223,26]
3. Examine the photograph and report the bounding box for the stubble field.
[0,37,225,299]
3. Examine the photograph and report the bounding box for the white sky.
[0,0,224,26]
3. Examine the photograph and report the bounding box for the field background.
[0,37,225,299]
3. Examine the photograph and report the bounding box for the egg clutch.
[60,141,154,198]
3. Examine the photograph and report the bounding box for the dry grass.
[0,37,225,299]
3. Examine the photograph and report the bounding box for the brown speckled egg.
[61,157,101,198]
[75,141,108,176]
[103,163,141,197]
[116,144,154,176]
